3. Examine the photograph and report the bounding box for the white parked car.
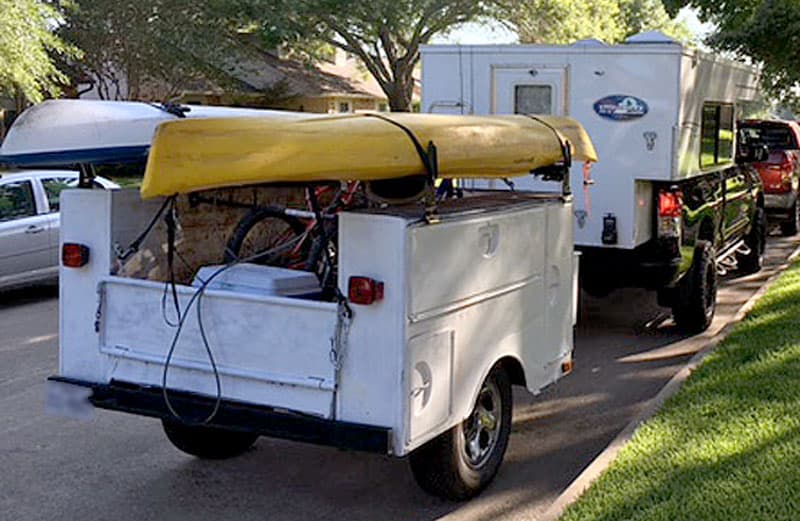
[0,170,117,291]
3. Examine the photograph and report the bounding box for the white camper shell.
[421,33,760,250]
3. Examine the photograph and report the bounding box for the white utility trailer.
[51,188,577,499]
[2,101,590,499]
[421,32,763,331]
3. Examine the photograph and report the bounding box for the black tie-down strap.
[360,113,440,219]
[524,115,573,196]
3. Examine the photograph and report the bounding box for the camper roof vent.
[625,31,680,45]
[571,38,607,47]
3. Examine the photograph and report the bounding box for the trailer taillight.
[658,190,683,218]
[348,276,384,305]
[62,243,90,268]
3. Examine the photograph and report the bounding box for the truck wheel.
[672,240,717,333]
[780,200,799,236]
[162,420,259,459]
[739,207,766,274]
[408,365,512,500]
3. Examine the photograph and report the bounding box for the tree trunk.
[386,77,414,112]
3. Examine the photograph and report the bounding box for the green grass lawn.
[561,263,800,521]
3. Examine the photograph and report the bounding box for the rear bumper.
[765,192,796,214]
[48,376,392,454]
[579,239,684,290]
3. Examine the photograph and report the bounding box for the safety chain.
[94,283,105,333]
[329,296,353,372]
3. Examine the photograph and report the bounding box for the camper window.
[701,102,735,169]
[515,85,552,115]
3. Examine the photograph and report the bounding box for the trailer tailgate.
[97,276,339,418]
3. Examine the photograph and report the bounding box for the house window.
[700,102,735,168]
[515,85,553,115]
[378,103,388,112]
[338,101,351,113]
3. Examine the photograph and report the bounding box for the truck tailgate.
[98,277,339,418]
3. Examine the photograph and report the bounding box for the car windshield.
[739,124,798,151]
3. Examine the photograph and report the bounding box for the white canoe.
[0,100,313,167]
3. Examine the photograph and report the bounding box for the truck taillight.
[781,169,794,188]
[348,276,384,305]
[658,190,683,218]
[658,190,683,239]
[62,243,90,268]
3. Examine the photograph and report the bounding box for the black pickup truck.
[581,142,767,333]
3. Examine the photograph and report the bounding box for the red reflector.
[348,276,384,305]
[62,243,90,268]
[658,190,683,218]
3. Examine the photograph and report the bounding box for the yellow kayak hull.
[141,113,597,198]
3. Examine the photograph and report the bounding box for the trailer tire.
[408,365,512,500]
[739,207,766,274]
[672,240,717,333]
[780,200,799,236]
[162,420,259,459]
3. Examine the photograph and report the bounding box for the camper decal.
[593,95,648,121]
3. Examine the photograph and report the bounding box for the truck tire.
[408,365,512,500]
[162,420,259,459]
[780,200,799,236]
[672,240,717,333]
[739,207,766,274]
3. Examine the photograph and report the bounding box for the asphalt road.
[2,235,797,521]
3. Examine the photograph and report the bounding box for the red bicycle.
[223,181,363,297]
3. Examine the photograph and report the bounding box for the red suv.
[739,120,800,235]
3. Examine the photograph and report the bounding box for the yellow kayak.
[141,113,598,198]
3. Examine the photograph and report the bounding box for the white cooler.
[192,263,321,297]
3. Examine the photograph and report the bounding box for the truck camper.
[421,31,766,332]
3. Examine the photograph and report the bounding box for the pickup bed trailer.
[1,102,596,499]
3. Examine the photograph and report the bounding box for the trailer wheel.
[739,207,766,274]
[780,200,799,236]
[672,240,717,333]
[408,365,512,500]
[162,420,259,459]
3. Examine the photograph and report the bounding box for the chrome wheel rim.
[462,379,502,469]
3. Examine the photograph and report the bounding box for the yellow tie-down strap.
[140,112,598,198]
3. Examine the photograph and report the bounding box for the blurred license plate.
[45,381,94,420]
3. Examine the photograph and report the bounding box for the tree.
[494,0,625,44]
[494,0,692,45]
[245,0,488,111]
[0,0,78,104]
[59,0,249,100]
[664,0,800,106]
[620,0,694,42]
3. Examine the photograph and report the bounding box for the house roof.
[185,43,386,101]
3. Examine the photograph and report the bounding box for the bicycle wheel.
[224,206,310,268]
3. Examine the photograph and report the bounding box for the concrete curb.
[538,245,800,521]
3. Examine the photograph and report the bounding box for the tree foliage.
[0,0,78,103]
[60,0,251,100]
[495,0,692,45]
[665,0,800,106]
[243,0,488,111]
